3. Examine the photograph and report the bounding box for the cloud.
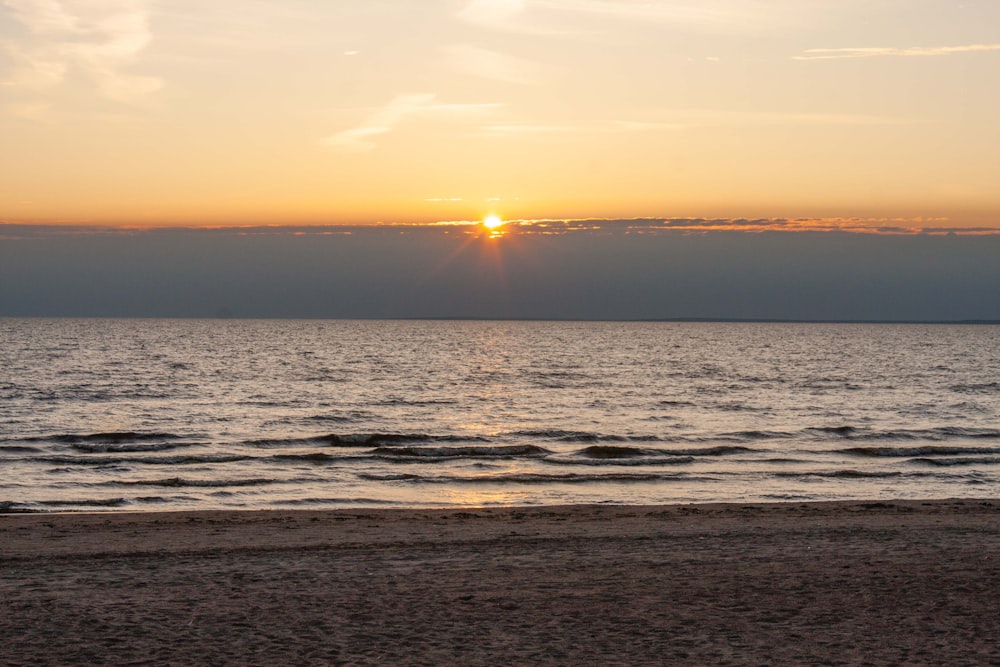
[323,95,501,152]
[530,0,787,33]
[443,44,542,84]
[708,110,917,126]
[457,0,527,28]
[322,93,436,152]
[481,119,686,138]
[456,0,792,36]
[478,109,902,139]
[467,216,993,236]
[1,0,161,104]
[794,44,1000,61]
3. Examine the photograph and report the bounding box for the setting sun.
[483,215,504,230]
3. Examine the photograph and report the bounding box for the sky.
[2,1,999,321]
[2,0,999,228]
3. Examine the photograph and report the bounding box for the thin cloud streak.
[456,0,792,36]
[480,119,687,138]
[1,0,161,104]
[795,44,1000,61]
[323,95,502,152]
[444,44,542,85]
[457,0,527,28]
[532,0,789,32]
[479,109,909,139]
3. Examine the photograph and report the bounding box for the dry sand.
[2,499,998,666]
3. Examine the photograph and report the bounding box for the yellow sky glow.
[1,1,999,228]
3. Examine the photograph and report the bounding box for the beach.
[2,500,998,665]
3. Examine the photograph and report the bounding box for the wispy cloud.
[323,95,502,152]
[794,44,1000,61]
[1,0,161,104]
[482,119,687,138]
[443,44,542,84]
[532,0,787,32]
[323,94,436,152]
[478,109,907,140]
[456,0,787,35]
[697,109,918,126]
[457,0,527,29]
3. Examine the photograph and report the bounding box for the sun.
[483,215,504,230]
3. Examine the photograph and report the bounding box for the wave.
[27,432,185,444]
[356,473,423,482]
[248,433,488,448]
[808,426,1000,441]
[68,442,198,454]
[511,430,788,445]
[508,429,662,443]
[32,454,252,466]
[579,445,754,459]
[111,477,278,488]
[807,426,859,437]
[0,446,42,454]
[722,430,794,441]
[578,445,657,459]
[271,453,344,463]
[276,497,400,506]
[376,398,458,406]
[774,470,910,479]
[373,445,550,460]
[37,497,131,508]
[510,429,628,442]
[950,382,1000,394]
[908,456,1000,467]
[0,501,46,513]
[546,455,696,467]
[360,472,706,484]
[837,446,1000,458]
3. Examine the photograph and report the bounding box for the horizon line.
[3,217,999,237]
[3,315,998,325]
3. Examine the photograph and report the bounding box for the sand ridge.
[2,500,998,665]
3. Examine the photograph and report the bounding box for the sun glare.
[483,215,504,230]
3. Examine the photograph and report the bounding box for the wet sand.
[2,499,998,666]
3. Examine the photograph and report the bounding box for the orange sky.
[2,1,999,228]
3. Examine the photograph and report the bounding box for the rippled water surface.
[2,319,998,511]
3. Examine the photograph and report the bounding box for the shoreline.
[3,499,998,665]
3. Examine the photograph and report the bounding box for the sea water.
[1,319,998,511]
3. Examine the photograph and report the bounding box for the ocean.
[1,318,998,512]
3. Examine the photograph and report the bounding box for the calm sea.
[1,319,998,512]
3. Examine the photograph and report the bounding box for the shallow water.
[2,319,998,511]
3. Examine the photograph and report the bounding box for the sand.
[2,499,998,666]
